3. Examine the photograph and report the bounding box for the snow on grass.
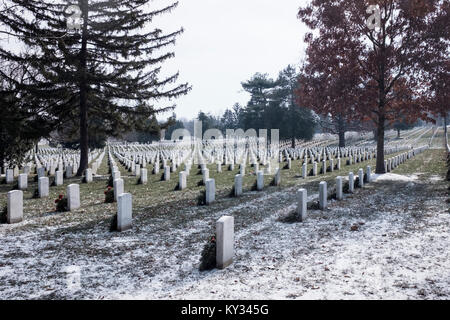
[429,175,443,182]
[371,173,419,182]
[0,149,448,300]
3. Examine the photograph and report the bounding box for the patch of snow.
[371,173,418,182]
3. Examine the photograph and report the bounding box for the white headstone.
[336,176,343,200]
[296,188,307,221]
[366,166,372,183]
[257,171,264,191]
[234,174,243,197]
[7,190,23,224]
[202,168,209,184]
[349,172,354,193]
[216,215,234,269]
[84,168,93,183]
[65,166,73,178]
[154,163,160,174]
[113,178,124,202]
[205,179,215,205]
[18,174,28,190]
[112,170,121,180]
[6,169,14,184]
[55,170,64,186]
[135,164,141,177]
[23,165,31,175]
[164,166,170,181]
[302,163,307,179]
[67,184,80,211]
[240,164,245,176]
[117,193,132,232]
[38,177,49,198]
[179,171,187,190]
[140,168,148,184]
[319,181,327,210]
[358,168,364,188]
[37,167,46,179]
[274,168,281,186]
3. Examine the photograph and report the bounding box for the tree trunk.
[338,128,345,148]
[375,115,386,174]
[397,129,400,138]
[77,0,89,177]
[444,114,449,151]
[337,114,346,148]
[291,137,296,148]
[0,151,4,174]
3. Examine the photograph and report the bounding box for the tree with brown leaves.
[297,0,447,173]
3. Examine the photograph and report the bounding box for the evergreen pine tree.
[0,0,191,175]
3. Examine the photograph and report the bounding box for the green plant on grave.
[199,235,217,271]
[197,190,206,206]
[104,186,114,203]
[343,181,351,193]
[229,185,236,197]
[55,194,69,212]
[10,181,19,191]
[0,206,7,223]
[107,175,114,187]
[109,213,118,232]
[32,188,39,199]
[327,187,337,200]
[307,201,321,210]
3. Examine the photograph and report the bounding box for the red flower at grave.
[59,194,63,199]
[55,199,59,203]
[211,236,216,243]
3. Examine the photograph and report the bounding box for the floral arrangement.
[104,186,114,203]
[55,194,68,212]
[199,235,217,271]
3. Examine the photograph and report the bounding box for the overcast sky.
[155,0,309,120]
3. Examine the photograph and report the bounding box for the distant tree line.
[163,65,317,144]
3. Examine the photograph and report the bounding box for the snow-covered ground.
[0,150,448,300]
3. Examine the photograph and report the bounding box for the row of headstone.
[5,183,81,224]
